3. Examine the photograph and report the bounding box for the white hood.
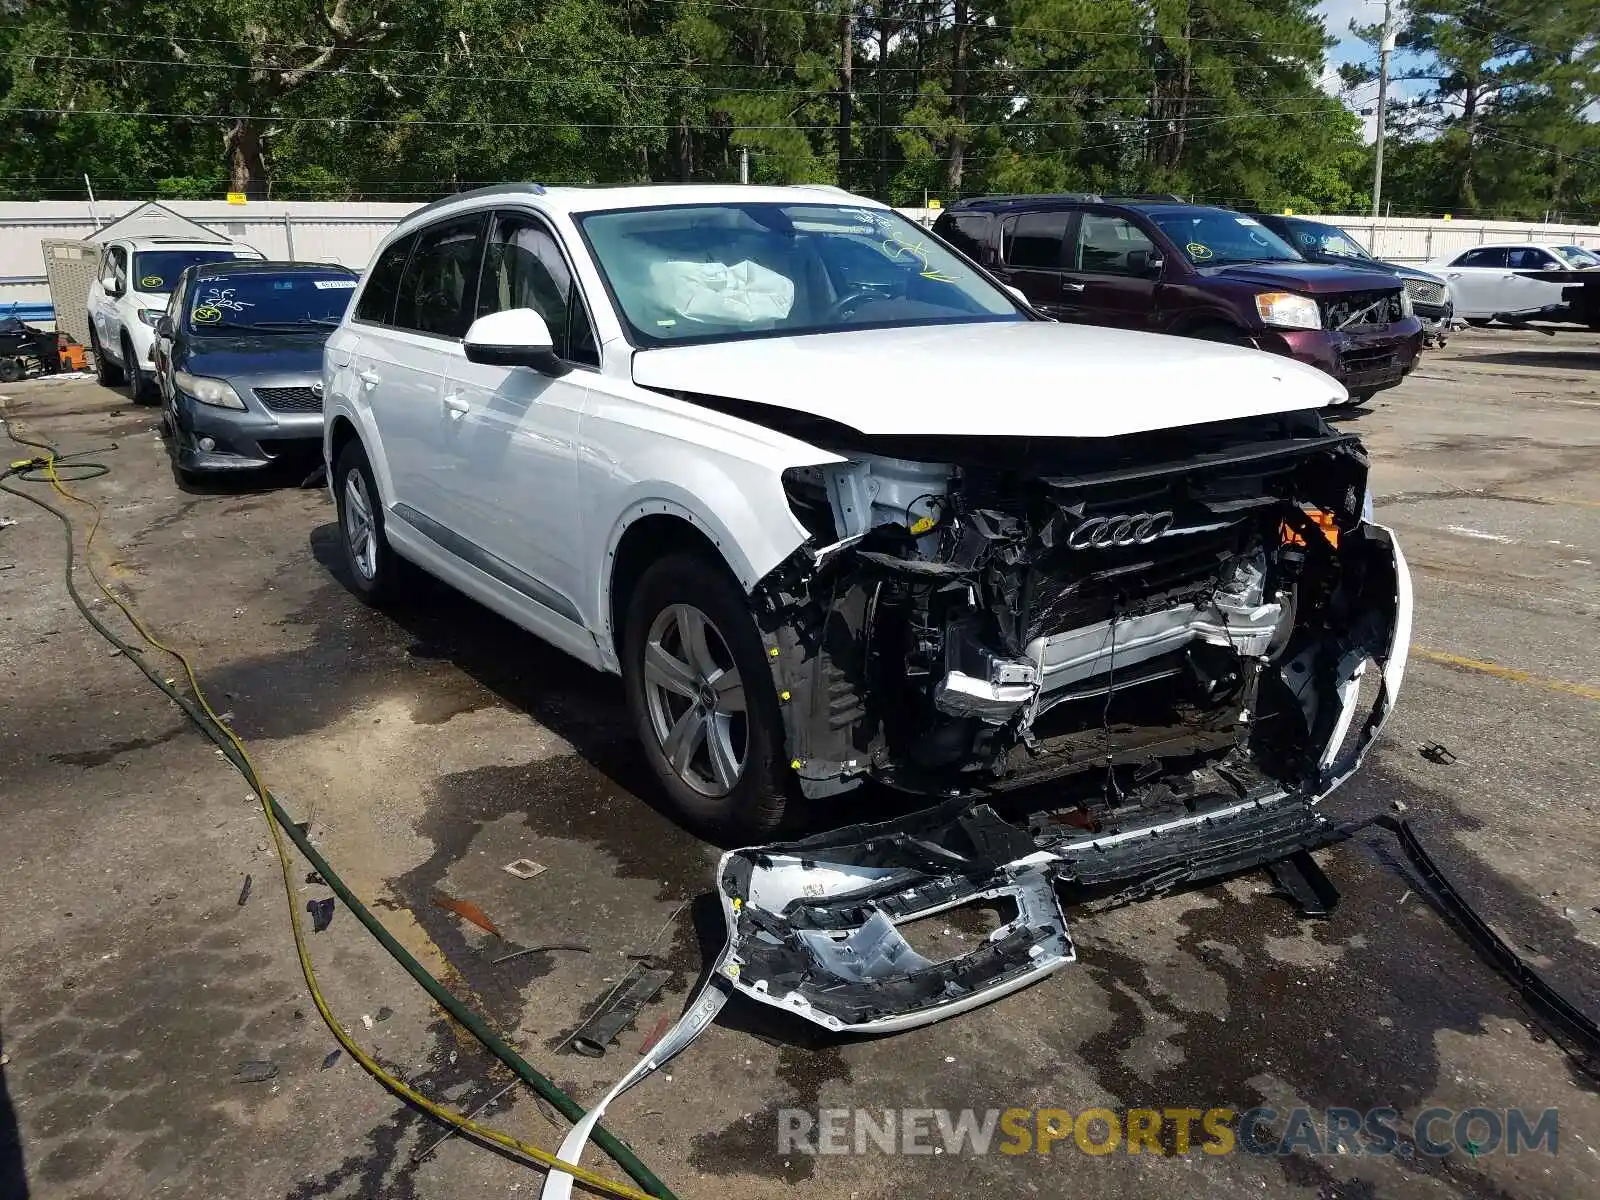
[631,321,1347,439]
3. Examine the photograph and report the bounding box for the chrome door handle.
[358,368,381,389]
[443,392,469,417]
[1062,282,1086,293]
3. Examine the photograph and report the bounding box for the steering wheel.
[821,289,883,323]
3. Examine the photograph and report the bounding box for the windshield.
[187,270,358,333]
[132,250,255,295]
[1555,245,1600,268]
[1149,210,1302,267]
[575,202,1022,346]
[1281,219,1373,261]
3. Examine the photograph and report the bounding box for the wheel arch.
[326,412,362,472]
[599,497,796,673]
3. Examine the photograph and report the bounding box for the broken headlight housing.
[1255,291,1321,331]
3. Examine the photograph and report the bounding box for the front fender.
[591,463,812,670]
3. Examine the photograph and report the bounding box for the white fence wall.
[0,200,420,313]
[6,197,1600,314]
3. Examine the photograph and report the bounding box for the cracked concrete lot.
[2,328,1598,1200]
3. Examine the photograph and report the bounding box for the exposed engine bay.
[725,406,1410,1031]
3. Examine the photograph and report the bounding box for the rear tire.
[334,440,407,605]
[122,334,156,405]
[622,552,790,839]
[91,330,125,387]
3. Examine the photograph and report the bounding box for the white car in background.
[86,235,262,402]
[1425,242,1591,322]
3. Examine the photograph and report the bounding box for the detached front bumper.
[714,524,1410,1035]
[1263,319,1424,396]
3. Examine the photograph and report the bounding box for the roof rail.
[403,182,550,223]
[1102,193,1190,204]
[950,192,1103,207]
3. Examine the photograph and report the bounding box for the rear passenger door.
[1440,247,1509,317]
[352,213,487,529]
[992,210,1074,319]
[1056,210,1161,330]
[440,209,599,630]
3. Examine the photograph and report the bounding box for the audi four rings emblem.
[1067,511,1174,548]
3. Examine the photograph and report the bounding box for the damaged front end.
[729,408,1410,1031]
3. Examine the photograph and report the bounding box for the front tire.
[334,440,406,605]
[622,553,789,839]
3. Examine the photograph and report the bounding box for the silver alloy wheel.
[642,603,748,797]
[343,470,378,581]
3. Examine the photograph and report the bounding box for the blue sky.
[1316,0,1427,141]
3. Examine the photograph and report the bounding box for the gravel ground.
[2,328,1597,1200]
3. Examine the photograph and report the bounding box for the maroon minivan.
[934,195,1423,404]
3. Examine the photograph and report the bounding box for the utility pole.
[1371,0,1394,218]
[739,147,749,185]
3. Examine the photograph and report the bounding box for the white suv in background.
[322,183,1408,849]
[87,235,261,401]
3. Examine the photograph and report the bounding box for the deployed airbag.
[648,258,795,324]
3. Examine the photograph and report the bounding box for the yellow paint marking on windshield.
[192,305,222,324]
[1187,243,1213,260]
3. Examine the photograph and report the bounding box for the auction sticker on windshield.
[314,279,356,289]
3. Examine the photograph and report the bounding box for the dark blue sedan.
[154,261,359,478]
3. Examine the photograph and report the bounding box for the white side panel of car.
[576,374,843,668]
[323,196,851,678]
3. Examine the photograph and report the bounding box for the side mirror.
[106,277,125,298]
[1128,250,1165,276]
[463,308,562,373]
[156,315,173,338]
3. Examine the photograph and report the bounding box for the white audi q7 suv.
[322,184,1409,899]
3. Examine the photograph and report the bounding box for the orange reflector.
[1282,508,1340,548]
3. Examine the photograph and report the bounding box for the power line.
[50,16,1329,75]
[4,102,1346,133]
[46,31,1354,79]
[13,54,1368,106]
[1475,131,1600,169]
[643,0,1333,50]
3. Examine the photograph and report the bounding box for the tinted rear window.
[1003,212,1070,269]
[355,234,415,325]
